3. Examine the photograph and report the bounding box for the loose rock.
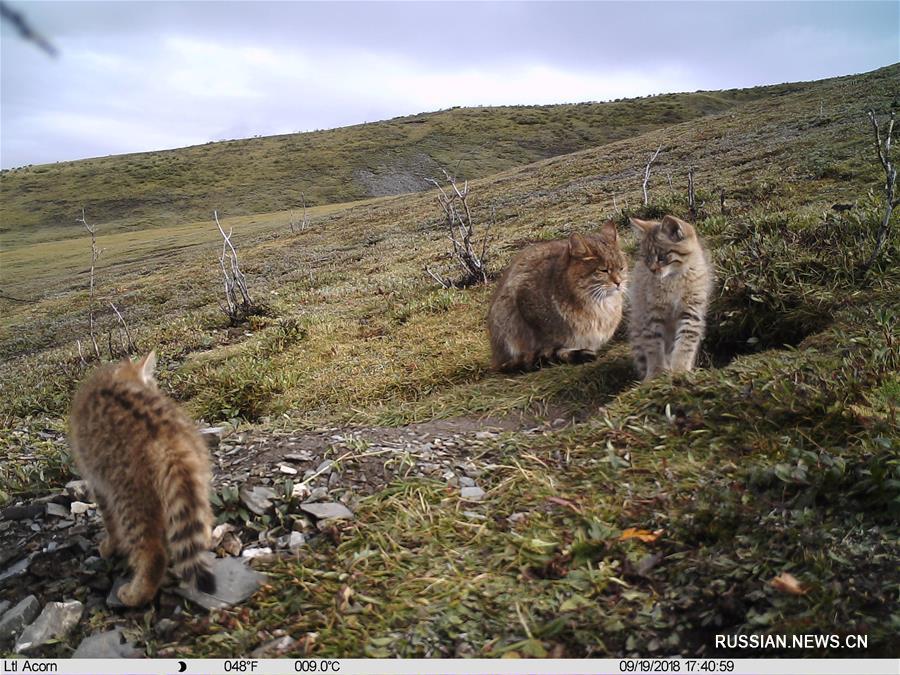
[241,547,273,560]
[15,600,84,654]
[65,480,90,501]
[300,502,354,521]
[72,628,141,658]
[106,578,128,609]
[1,503,45,520]
[70,501,93,515]
[176,555,265,610]
[0,554,36,588]
[251,635,296,657]
[46,503,69,518]
[0,595,41,648]
[239,486,277,515]
[460,486,486,501]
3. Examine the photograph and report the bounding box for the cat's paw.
[557,348,596,365]
[117,580,153,607]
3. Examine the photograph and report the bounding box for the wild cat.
[487,221,628,371]
[69,351,216,607]
[628,215,713,380]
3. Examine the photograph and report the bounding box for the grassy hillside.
[1,78,815,249]
[0,63,897,658]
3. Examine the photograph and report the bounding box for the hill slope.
[2,78,818,246]
[0,64,897,658]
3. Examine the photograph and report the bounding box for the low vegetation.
[0,64,897,657]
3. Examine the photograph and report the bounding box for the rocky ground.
[0,413,561,657]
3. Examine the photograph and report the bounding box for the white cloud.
[0,1,896,167]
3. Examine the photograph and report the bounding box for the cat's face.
[566,221,628,300]
[630,215,698,278]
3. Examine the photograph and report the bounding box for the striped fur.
[487,221,627,371]
[628,216,713,381]
[69,351,216,606]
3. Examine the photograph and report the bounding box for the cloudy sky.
[1,1,897,168]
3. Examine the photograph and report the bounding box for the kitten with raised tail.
[487,221,628,372]
[69,351,216,607]
[628,215,713,380]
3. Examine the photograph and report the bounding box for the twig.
[300,192,310,231]
[425,169,490,287]
[424,265,451,289]
[642,144,662,206]
[76,208,102,360]
[687,166,696,218]
[862,109,897,273]
[0,1,57,57]
[214,210,254,323]
[108,301,136,355]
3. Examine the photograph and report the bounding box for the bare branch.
[214,210,256,324]
[425,170,490,287]
[108,301,136,355]
[687,166,696,219]
[76,208,102,360]
[862,109,897,273]
[424,265,451,289]
[642,144,663,206]
[301,192,310,231]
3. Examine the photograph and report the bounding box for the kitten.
[68,351,216,607]
[628,215,713,380]
[487,221,627,371]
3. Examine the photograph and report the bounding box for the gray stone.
[240,547,272,559]
[288,532,306,549]
[72,628,141,658]
[0,595,40,647]
[300,502,354,521]
[200,426,226,449]
[65,480,90,501]
[0,600,10,619]
[15,600,84,654]
[239,486,277,515]
[292,517,313,532]
[251,635,295,657]
[304,486,328,502]
[458,476,476,488]
[70,501,93,515]
[106,578,128,609]
[460,486,486,501]
[45,503,69,518]
[277,463,298,475]
[176,554,265,610]
[284,451,312,462]
[155,619,177,640]
[1,503,45,520]
[0,554,35,588]
[315,460,333,475]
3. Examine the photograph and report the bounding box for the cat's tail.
[162,441,217,595]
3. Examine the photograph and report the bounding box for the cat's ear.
[568,232,591,258]
[629,217,655,238]
[599,220,619,242]
[136,350,157,385]
[660,215,694,242]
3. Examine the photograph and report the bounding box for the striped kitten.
[628,215,713,380]
[69,351,216,607]
[488,221,627,371]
